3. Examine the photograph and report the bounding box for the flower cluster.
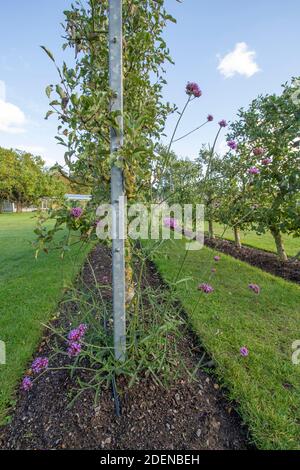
[21,376,33,391]
[21,356,49,392]
[214,255,221,262]
[218,119,227,128]
[253,147,264,156]
[186,82,202,98]
[163,217,178,230]
[31,357,49,374]
[240,347,249,357]
[70,207,83,218]
[67,323,88,357]
[248,283,260,294]
[207,114,214,122]
[67,342,82,357]
[198,283,214,294]
[248,167,260,175]
[261,157,272,165]
[227,140,238,150]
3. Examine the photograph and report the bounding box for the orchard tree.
[228,79,300,260]
[154,144,200,205]
[194,119,228,239]
[217,147,257,248]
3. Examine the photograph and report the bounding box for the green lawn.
[206,222,300,257]
[0,213,91,423]
[152,239,300,450]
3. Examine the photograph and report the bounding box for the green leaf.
[45,85,53,98]
[40,45,55,62]
[56,85,66,100]
[45,110,54,120]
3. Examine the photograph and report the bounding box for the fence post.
[109,0,126,361]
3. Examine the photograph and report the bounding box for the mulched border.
[204,236,300,284]
[0,244,250,450]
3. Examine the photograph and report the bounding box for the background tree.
[0,147,65,212]
[196,145,226,239]
[228,79,300,260]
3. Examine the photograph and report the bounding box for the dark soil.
[205,236,300,284]
[0,244,250,450]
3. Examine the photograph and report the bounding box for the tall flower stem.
[173,120,208,143]
[154,96,191,191]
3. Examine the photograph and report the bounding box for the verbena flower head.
[68,324,88,343]
[31,357,49,374]
[198,283,214,294]
[253,147,264,156]
[218,119,227,128]
[248,167,260,175]
[262,157,272,165]
[249,283,260,294]
[227,140,238,150]
[207,114,214,122]
[214,255,221,262]
[186,82,202,98]
[240,347,249,357]
[211,267,217,273]
[21,376,32,391]
[70,207,83,218]
[68,341,82,357]
[163,217,178,229]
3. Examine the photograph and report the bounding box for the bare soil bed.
[0,244,250,450]
[205,236,300,284]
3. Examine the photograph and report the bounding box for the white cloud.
[216,140,229,156]
[0,81,5,101]
[218,42,260,78]
[0,80,26,134]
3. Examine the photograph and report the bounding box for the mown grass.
[0,213,92,424]
[205,222,300,257]
[151,238,300,449]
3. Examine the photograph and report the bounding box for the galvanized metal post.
[109,0,126,361]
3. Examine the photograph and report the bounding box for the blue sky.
[0,0,300,166]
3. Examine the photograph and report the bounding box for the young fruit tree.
[40,0,177,360]
[228,79,300,260]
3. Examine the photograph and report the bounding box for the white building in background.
[65,194,92,202]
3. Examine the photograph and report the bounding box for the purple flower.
[240,347,249,357]
[214,255,221,262]
[70,207,83,218]
[253,147,264,156]
[198,283,214,294]
[248,283,260,294]
[68,324,88,343]
[21,376,32,391]
[227,140,238,150]
[207,114,214,122]
[163,217,178,229]
[186,82,202,98]
[248,167,260,175]
[218,119,227,128]
[68,342,82,357]
[262,157,272,165]
[211,268,217,273]
[31,357,49,374]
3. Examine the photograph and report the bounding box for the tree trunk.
[271,228,288,261]
[16,202,23,213]
[208,219,214,239]
[233,226,242,248]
